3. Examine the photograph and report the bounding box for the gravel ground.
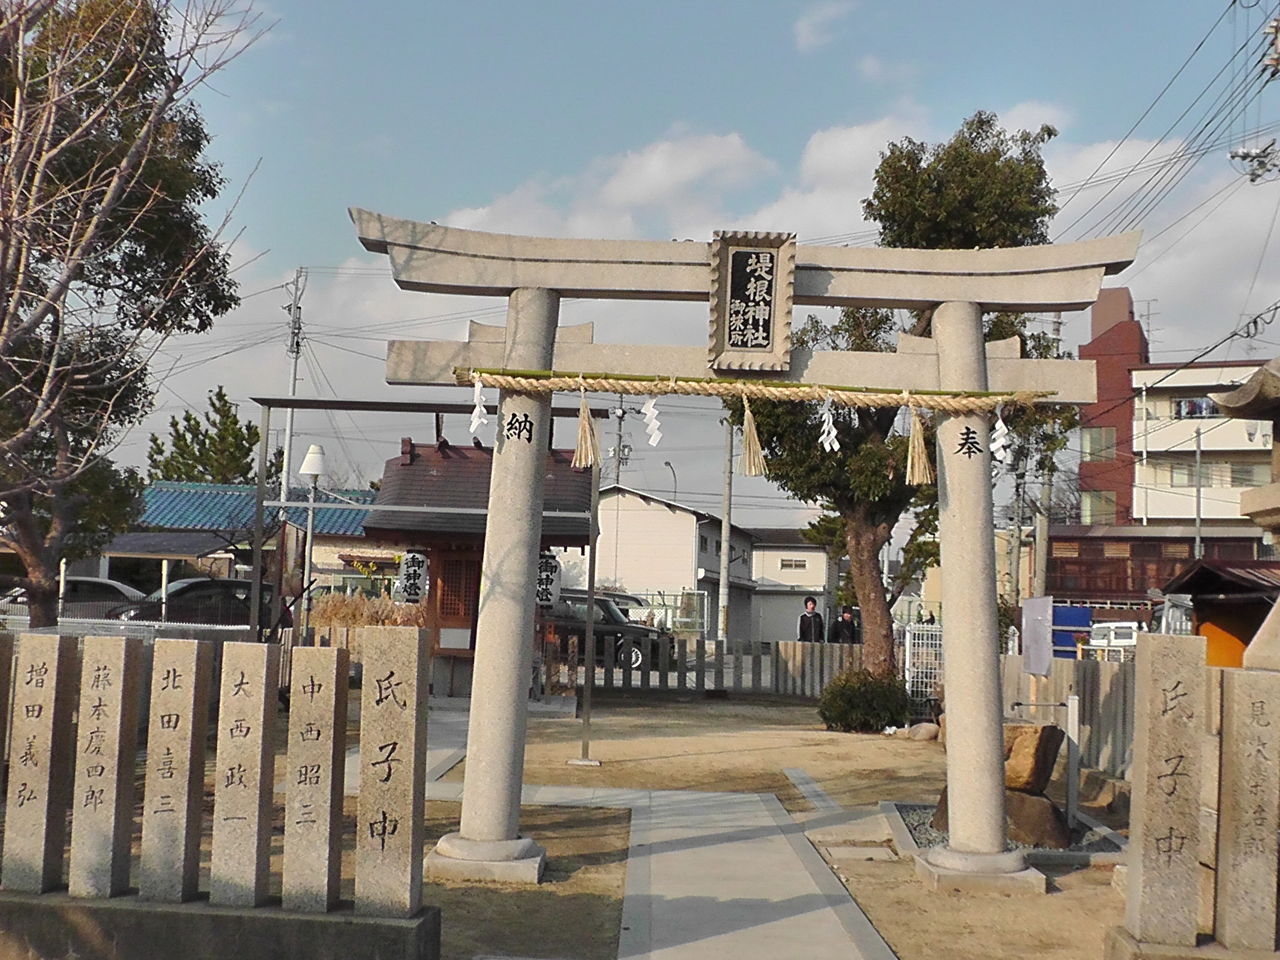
[896,802,1122,853]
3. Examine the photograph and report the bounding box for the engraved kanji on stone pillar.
[283,646,349,912]
[68,636,143,897]
[210,641,280,906]
[139,638,214,902]
[356,628,428,917]
[1215,668,1280,950]
[1125,633,1206,946]
[2,634,77,892]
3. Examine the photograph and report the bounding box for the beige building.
[595,486,755,640]
[748,528,839,642]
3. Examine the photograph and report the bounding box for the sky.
[132,0,1280,529]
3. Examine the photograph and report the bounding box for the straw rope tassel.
[740,397,767,477]
[571,392,600,469]
[906,408,934,486]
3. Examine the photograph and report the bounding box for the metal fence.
[619,590,709,637]
[899,623,944,713]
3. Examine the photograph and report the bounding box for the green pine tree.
[148,387,282,486]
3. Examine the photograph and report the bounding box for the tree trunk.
[845,522,896,679]
[26,575,57,628]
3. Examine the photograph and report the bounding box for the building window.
[1103,542,1130,558]
[1080,491,1117,525]
[1052,541,1079,558]
[700,535,708,551]
[780,558,808,570]
[1172,397,1219,419]
[1231,463,1269,487]
[715,540,721,555]
[1162,542,1191,559]
[1170,463,1214,487]
[1080,426,1116,462]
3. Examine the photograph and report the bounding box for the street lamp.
[298,443,326,639]
[664,461,677,501]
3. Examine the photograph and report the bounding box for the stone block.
[1214,668,1280,951]
[356,628,429,918]
[283,646,349,912]
[908,722,939,741]
[0,891,440,960]
[424,848,545,883]
[210,642,281,907]
[1005,790,1071,849]
[68,636,143,898]
[1005,724,1065,794]
[3,634,77,892]
[804,811,892,846]
[931,786,1070,849]
[913,855,1047,895]
[139,638,214,902]
[1124,634,1206,947]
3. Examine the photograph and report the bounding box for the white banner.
[397,551,427,604]
[536,553,561,608]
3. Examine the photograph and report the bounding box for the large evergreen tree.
[148,386,282,485]
[741,111,1062,679]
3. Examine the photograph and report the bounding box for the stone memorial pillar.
[356,627,428,917]
[284,646,349,912]
[432,287,557,882]
[2,634,77,892]
[68,636,143,898]
[210,641,281,907]
[1122,634,1206,947]
[922,301,1024,879]
[139,638,214,902]
[1214,668,1280,950]
[0,632,14,773]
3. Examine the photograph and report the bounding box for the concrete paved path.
[331,706,896,958]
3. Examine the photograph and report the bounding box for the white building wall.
[596,492,697,593]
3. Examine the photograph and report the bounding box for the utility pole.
[1033,470,1052,597]
[1194,426,1204,558]
[611,396,627,485]
[1007,463,1025,607]
[279,267,306,503]
[719,418,733,646]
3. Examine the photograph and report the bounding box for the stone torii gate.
[352,208,1139,886]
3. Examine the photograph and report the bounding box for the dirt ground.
[838,860,1125,960]
[448,693,1129,960]
[447,694,949,812]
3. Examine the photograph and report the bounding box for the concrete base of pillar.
[425,847,545,884]
[922,844,1027,875]
[0,891,440,960]
[1103,926,1276,959]
[914,855,1047,895]
[427,832,546,883]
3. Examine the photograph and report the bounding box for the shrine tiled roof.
[362,441,591,546]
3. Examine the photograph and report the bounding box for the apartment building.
[1049,288,1266,606]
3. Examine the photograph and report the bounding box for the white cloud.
[1000,100,1072,135]
[794,1,855,53]
[597,133,774,208]
[857,55,914,84]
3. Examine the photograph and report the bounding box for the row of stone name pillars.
[1108,633,1280,959]
[0,629,440,960]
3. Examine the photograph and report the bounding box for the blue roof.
[141,482,375,537]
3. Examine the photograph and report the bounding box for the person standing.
[828,605,859,644]
[797,595,825,643]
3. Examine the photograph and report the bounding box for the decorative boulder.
[930,787,1072,850]
[1005,724,1065,794]
[908,722,940,741]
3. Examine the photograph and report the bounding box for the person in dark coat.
[797,596,825,643]
[828,605,859,644]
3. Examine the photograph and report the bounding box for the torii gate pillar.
[353,209,1138,887]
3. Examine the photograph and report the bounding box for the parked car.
[0,576,145,620]
[107,578,288,627]
[542,589,673,670]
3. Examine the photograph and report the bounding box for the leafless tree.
[0,0,264,624]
